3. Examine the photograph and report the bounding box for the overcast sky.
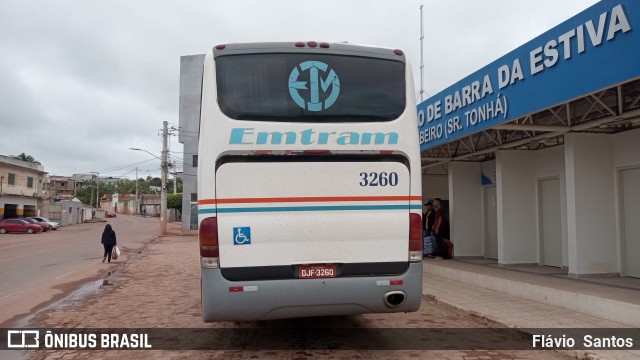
[0,0,598,178]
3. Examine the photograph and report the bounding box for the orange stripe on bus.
[198,196,422,205]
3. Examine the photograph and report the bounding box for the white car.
[31,216,60,230]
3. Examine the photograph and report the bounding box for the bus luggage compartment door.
[213,156,413,274]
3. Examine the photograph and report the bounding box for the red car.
[0,219,43,234]
[105,211,117,218]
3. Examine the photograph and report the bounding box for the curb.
[424,292,616,360]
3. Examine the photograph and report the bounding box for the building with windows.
[0,155,47,220]
[46,174,101,200]
[72,173,96,182]
[178,54,205,230]
[46,175,83,199]
[98,176,123,185]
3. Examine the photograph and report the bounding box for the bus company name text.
[229,128,399,146]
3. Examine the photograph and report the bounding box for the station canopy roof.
[417,0,640,172]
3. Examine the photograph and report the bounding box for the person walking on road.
[101,224,117,263]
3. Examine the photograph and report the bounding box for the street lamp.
[130,146,167,235]
[129,148,162,160]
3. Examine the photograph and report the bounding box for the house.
[0,155,47,220]
[104,193,161,216]
[49,198,83,226]
[46,175,83,199]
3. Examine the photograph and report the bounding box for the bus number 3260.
[359,172,398,186]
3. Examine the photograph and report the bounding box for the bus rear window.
[215,53,406,122]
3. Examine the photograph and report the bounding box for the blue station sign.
[417,0,640,150]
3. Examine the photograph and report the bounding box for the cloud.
[0,0,598,176]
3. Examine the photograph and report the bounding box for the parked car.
[105,211,117,218]
[26,217,54,231]
[0,219,43,234]
[29,216,60,230]
[23,218,50,232]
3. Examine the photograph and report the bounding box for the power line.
[95,158,158,173]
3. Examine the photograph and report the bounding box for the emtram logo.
[288,61,340,112]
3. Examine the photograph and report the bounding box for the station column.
[448,161,483,256]
[495,150,538,265]
[564,133,618,276]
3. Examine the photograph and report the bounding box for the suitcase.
[423,234,436,256]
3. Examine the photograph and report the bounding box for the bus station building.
[418,0,640,278]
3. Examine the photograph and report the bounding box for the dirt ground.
[0,213,159,327]
[27,235,572,360]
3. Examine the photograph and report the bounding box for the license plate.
[298,264,337,279]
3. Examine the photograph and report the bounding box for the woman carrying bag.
[101,224,117,263]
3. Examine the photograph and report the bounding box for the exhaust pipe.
[383,291,406,308]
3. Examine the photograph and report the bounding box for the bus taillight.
[409,213,422,262]
[200,217,219,268]
[302,150,331,155]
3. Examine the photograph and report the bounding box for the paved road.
[0,213,159,326]
[29,236,572,360]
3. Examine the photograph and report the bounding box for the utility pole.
[173,161,177,195]
[161,121,168,235]
[135,166,139,214]
[90,171,100,210]
[96,174,100,210]
[419,4,425,104]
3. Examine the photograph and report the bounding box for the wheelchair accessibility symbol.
[233,227,251,245]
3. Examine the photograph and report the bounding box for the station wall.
[421,174,448,201]
[440,127,640,276]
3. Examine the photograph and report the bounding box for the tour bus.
[197,41,423,321]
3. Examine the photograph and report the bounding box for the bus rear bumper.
[201,262,423,322]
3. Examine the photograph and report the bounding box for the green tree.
[147,177,162,187]
[98,182,117,197]
[115,179,137,194]
[167,178,184,193]
[12,153,41,164]
[74,180,109,207]
[167,193,182,209]
[137,178,150,194]
[75,185,95,206]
